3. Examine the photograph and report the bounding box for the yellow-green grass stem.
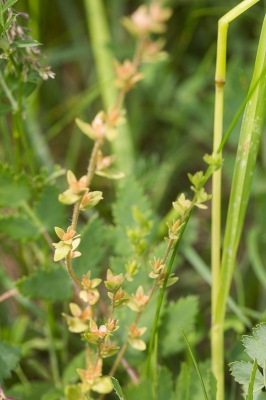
[83,0,135,174]
[213,13,266,400]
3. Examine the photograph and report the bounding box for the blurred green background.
[2,0,266,398]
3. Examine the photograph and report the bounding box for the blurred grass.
[1,0,266,397]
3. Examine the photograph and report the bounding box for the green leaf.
[6,382,54,400]
[180,327,209,400]
[0,103,12,115]
[0,341,21,384]
[160,296,199,356]
[34,185,67,233]
[0,165,32,207]
[0,215,40,241]
[72,216,107,278]
[62,351,86,385]
[16,266,73,302]
[11,39,42,48]
[243,323,266,368]
[157,367,174,400]
[64,385,87,400]
[110,377,127,400]
[230,361,264,395]
[95,167,125,180]
[2,0,18,12]
[125,380,155,400]
[247,359,258,400]
[176,363,191,400]
[41,388,64,400]
[2,13,16,33]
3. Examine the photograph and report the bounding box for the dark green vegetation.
[1,0,266,399]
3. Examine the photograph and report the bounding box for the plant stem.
[46,302,61,387]
[211,2,260,399]
[84,0,135,174]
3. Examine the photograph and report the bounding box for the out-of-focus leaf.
[0,341,20,384]
[16,266,73,302]
[0,215,40,241]
[0,165,31,207]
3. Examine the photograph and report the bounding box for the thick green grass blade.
[83,0,135,174]
[215,15,266,327]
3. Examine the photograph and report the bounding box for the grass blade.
[180,325,209,400]
[246,359,258,400]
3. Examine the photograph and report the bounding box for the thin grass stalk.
[83,0,135,174]
[213,14,266,400]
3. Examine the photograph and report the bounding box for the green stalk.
[213,14,266,400]
[83,0,135,174]
[46,301,61,387]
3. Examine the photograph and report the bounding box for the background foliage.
[1,0,266,399]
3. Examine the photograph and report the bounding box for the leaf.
[0,341,21,384]
[0,215,40,241]
[5,382,54,400]
[157,367,174,400]
[247,359,258,400]
[229,361,264,395]
[243,323,266,368]
[160,296,199,356]
[72,216,107,278]
[176,363,191,400]
[0,103,12,115]
[181,360,216,400]
[109,177,154,257]
[125,380,155,400]
[62,350,86,385]
[41,388,64,400]
[180,327,209,400]
[11,39,42,48]
[110,377,127,400]
[0,165,32,207]
[2,13,16,33]
[2,0,18,12]
[34,185,67,233]
[95,167,125,180]
[16,266,73,302]
[64,385,87,400]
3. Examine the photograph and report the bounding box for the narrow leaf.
[11,39,42,48]
[2,0,18,12]
[111,377,127,400]
[180,326,209,400]
[246,359,258,400]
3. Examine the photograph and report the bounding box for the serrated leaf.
[189,360,216,400]
[72,216,107,278]
[0,215,40,241]
[2,0,18,12]
[110,177,154,257]
[11,39,42,48]
[157,367,174,400]
[16,266,73,302]
[125,380,155,400]
[111,377,127,400]
[0,341,20,384]
[176,363,191,400]
[160,296,199,356]
[243,324,266,368]
[230,361,264,395]
[0,165,31,207]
